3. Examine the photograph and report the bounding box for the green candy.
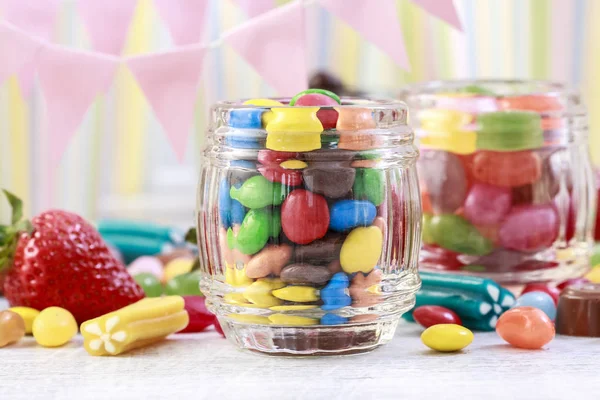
[133,273,163,298]
[477,111,543,151]
[164,272,203,296]
[591,243,600,267]
[269,209,281,238]
[353,168,385,206]
[289,89,341,106]
[230,176,285,209]
[422,214,436,245]
[429,214,493,256]
[457,84,496,96]
[233,209,270,255]
[227,228,236,249]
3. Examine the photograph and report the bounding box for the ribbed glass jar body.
[197,98,421,355]
[401,80,596,284]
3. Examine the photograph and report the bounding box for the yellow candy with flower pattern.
[268,314,319,326]
[266,108,323,152]
[272,286,319,302]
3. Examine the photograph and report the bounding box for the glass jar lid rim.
[213,96,407,111]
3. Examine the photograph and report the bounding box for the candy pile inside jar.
[211,89,414,329]
[413,84,589,279]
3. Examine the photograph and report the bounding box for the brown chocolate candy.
[280,263,332,285]
[556,283,600,337]
[292,234,344,265]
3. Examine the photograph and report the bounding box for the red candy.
[521,284,560,305]
[413,306,462,328]
[294,93,339,130]
[472,150,542,188]
[257,150,299,164]
[498,204,559,253]
[258,164,303,186]
[281,189,330,245]
[180,296,217,334]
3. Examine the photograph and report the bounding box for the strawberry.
[0,190,144,324]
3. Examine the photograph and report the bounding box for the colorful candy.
[472,150,542,188]
[229,175,286,209]
[290,89,340,130]
[321,272,352,310]
[428,214,493,256]
[413,306,462,328]
[81,297,189,356]
[349,269,382,307]
[556,283,600,337]
[163,257,195,282]
[245,244,292,279]
[265,108,323,152]
[329,200,376,232]
[134,273,163,297]
[340,226,383,274]
[463,183,512,226]
[353,168,385,206]
[179,296,216,334]
[7,306,39,334]
[33,307,78,348]
[164,272,202,296]
[229,208,279,255]
[476,111,543,151]
[496,307,554,349]
[520,283,560,305]
[498,204,559,252]
[0,310,26,348]
[281,189,329,245]
[280,264,332,285]
[272,286,319,302]
[421,324,474,352]
[512,291,557,320]
[418,150,467,213]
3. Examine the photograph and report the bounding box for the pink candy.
[463,183,512,226]
[498,204,559,252]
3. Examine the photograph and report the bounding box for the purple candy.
[463,183,512,226]
[499,204,559,253]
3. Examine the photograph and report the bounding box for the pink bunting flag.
[230,0,276,18]
[409,0,462,30]
[76,0,138,55]
[224,0,308,95]
[127,45,207,161]
[154,0,210,45]
[37,45,119,171]
[318,0,409,70]
[0,22,42,86]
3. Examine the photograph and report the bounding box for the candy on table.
[280,263,332,285]
[476,111,543,152]
[290,89,341,130]
[497,94,563,130]
[353,168,385,206]
[265,107,323,152]
[419,272,505,304]
[320,272,352,310]
[245,244,292,279]
[496,307,554,349]
[472,150,542,188]
[179,296,216,334]
[556,283,600,337]
[340,226,383,274]
[349,269,382,307]
[81,297,189,356]
[134,273,163,298]
[281,189,330,245]
[8,306,39,334]
[229,175,286,209]
[421,324,474,352]
[417,150,467,213]
[268,314,319,326]
[512,291,556,320]
[428,214,493,256]
[219,179,246,228]
[413,289,495,320]
[302,162,356,199]
[0,310,26,348]
[243,278,286,307]
[520,283,560,306]
[292,233,344,264]
[272,285,320,303]
[463,183,512,226]
[33,307,78,348]
[164,272,203,296]
[498,204,559,252]
[127,256,165,281]
[329,200,377,232]
[460,314,500,332]
[163,257,195,282]
[228,208,280,255]
[412,306,462,328]
[98,219,183,245]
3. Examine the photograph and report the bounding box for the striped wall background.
[0,0,598,222]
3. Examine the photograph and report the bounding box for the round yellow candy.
[268,314,319,326]
[163,257,194,283]
[585,267,600,283]
[421,324,474,352]
[32,307,78,348]
[340,226,383,274]
[9,306,40,334]
[280,160,308,170]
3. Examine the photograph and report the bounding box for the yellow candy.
[243,279,285,307]
[585,267,600,283]
[163,257,194,283]
[243,98,284,125]
[268,314,319,326]
[81,297,188,356]
[266,108,323,152]
[280,160,308,170]
[228,314,271,325]
[9,306,40,334]
[421,324,474,352]
[32,307,78,348]
[340,226,383,274]
[419,109,472,130]
[272,286,319,302]
[269,305,318,311]
[225,264,253,287]
[419,130,477,155]
[224,292,250,305]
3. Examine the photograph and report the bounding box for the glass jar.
[197,98,421,355]
[401,80,596,284]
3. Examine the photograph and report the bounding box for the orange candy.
[496,306,555,349]
[498,95,563,130]
[472,150,542,188]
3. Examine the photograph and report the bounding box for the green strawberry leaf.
[14,220,33,235]
[2,189,23,224]
[184,228,197,245]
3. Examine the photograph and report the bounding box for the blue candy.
[230,200,246,225]
[230,160,256,169]
[229,109,264,129]
[329,200,376,232]
[321,313,348,325]
[225,136,263,149]
[218,179,246,228]
[512,291,556,320]
[321,272,351,311]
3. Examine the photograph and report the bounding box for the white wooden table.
[1,297,598,400]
